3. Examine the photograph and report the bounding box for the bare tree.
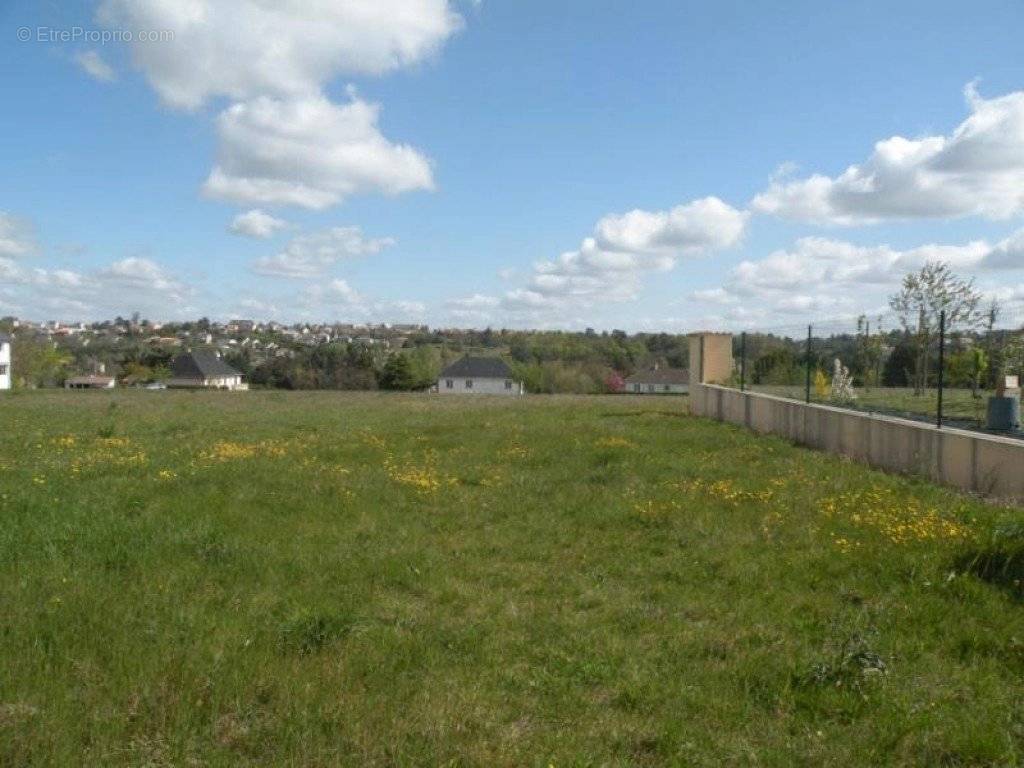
[983,298,1001,389]
[889,262,983,395]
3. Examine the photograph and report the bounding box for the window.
[634,384,641,393]
[465,379,473,389]
[504,380,512,390]
[445,379,453,389]
[664,384,671,392]
[0,364,7,376]
[648,384,655,393]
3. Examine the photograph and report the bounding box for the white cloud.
[0,255,194,320]
[982,229,1024,270]
[318,279,363,306]
[97,257,188,299]
[435,197,746,326]
[689,287,737,305]
[389,300,427,316]
[75,50,116,82]
[0,212,36,257]
[229,209,287,239]
[446,293,500,309]
[690,230,1024,326]
[752,84,1024,224]
[97,0,464,110]
[203,94,435,209]
[506,196,746,312]
[289,279,365,320]
[97,1,458,211]
[235,297,280,317]
[253,226,395,278]
[594,197,748,254]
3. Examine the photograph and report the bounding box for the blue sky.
[2,0,1023,331]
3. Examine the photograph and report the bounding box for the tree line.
[0,321,692,394]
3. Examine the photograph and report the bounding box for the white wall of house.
[628,381,688,394]
[65,378,116,390]
[167,375,247,390]
[437,376,522,395]
[0,341,10,390]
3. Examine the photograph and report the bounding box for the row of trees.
[233,330,687,394]
[2,316,694,393]
[743,262,1022,395]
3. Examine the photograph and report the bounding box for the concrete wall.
[438,376,522,395]
[687,333,733,385]
[690,382,1024,501]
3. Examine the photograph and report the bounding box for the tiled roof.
[440,356,513,379]
[624,367,689,385]
[170,351,241,379]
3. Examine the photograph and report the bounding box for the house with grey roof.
[624,364,688,394]
[438,356,522,395]
[167,351,248,390]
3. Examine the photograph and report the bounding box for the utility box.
[687,332,733,385]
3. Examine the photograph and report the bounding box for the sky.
[1,0,1023,333]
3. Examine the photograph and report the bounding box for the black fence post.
[740,332,746,392]
[937,310,946,429]
[805,324,812,404]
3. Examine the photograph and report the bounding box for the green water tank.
[986,395,1021,432]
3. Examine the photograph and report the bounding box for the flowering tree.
[830,358,857,404]
[889,261,983,395]
[604,371,625,393]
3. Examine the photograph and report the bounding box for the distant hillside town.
[0,315,691,395]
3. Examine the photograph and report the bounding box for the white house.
[65,375,116,390]
[438,356,523,395]
[167,351,248,390]
[0,334,11,390]
[624,365,689,394]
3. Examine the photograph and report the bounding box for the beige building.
[687,332,733,384]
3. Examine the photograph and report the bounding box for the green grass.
[751,384,994,427]
[1,390,1023,765]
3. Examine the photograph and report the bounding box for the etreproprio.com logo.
[17,26,175,44]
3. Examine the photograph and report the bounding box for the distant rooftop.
[171,351,241,379]
[440,356,514,379]
[625,367,689,385]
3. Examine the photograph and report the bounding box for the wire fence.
[725,301,1024,439]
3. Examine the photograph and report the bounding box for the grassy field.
[2,391,1023,765]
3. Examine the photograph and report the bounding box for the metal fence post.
[937,310,946,429]
[698,334,705,384]
[740,332,746,392]
[805,325,813,403]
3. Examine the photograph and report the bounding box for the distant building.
[0,334,11,390]
[438,356,522,395]
[168,351,248,390]
[624,365,689,394]
[65,375,116,390]
[227,319,255,334]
